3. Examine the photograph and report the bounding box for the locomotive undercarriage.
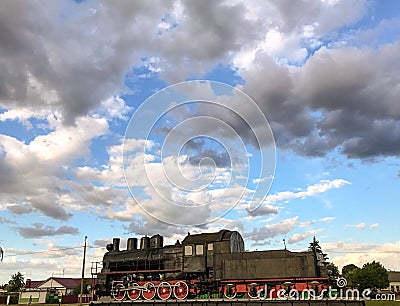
[104,274,329,301]
[110,279,190,300]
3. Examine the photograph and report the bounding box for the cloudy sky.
[1,0,400,283]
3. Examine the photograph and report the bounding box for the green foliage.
[342,263,359,276]
[72,279,89,295]
[326,262,340,278]
[345,261,389,290]
[308,236,328,260]
[6,272,25,292]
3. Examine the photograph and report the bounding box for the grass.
[365,300,398,306]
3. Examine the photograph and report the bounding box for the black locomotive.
[93,230,329,301]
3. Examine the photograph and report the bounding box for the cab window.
[195,244,204,255]
[184,245,193,256]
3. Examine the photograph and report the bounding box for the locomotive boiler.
[94,230,329,301]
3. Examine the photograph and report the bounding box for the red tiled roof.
[25,280,45,289]
[51,278,80,289]
[25,277,91,290]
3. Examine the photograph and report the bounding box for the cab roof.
[182,230,240,244]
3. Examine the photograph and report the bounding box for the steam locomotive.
[93,230,329,301]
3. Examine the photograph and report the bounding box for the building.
[21,277,92,304]
[25,277,86,295]
[388,271,400,293]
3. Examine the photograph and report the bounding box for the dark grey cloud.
[2,0,393,162]
[16,223,79,239]
[240,42,400,159]
[30,194,73,221]
[0,0,264,123]
[245,217,298,242]
[188,149,231,168]
[7,204,34,215]
[93,239,111,248]
[0,0,172,123]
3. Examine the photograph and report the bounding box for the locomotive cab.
[182,230,244,278]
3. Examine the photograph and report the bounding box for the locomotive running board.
[101,268,182,275]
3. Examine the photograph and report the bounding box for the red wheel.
[142,282,156,300]
[173,281,189,300]
[111,282,125,301]
[157,281,172,300]
[127,283,140,300]
[224,283,237,299]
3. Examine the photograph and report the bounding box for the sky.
[0,0,400,284]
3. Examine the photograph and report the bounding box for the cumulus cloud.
[288,232,310,244]
[0,0,397,162]
[240,42,400,159]
[0,242,97,282]
[325,241,400,272]
[246,216,299,242]
[16,223,79,239]
[0,115,109,220]
[250,179,349,216]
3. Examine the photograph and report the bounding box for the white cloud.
[0,115,109,220]
[320,217,336,222]
[369,223,379,229]
[299,220,316,227]
[94,96,133,121]
[325,241,400,272]
[288,232,310,244]
[356,222,366,229]
[346,222,380,230]
[250,179,349,216]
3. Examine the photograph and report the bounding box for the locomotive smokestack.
[140,236,150,250]
[127,238,138,251]
[112,238,120,251]
[150,234,163,248]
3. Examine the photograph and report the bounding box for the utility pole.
[79,236,87,306]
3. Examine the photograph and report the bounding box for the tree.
[72,279,89,295]
[344,266,361,287]
[342,264,359,276]
[7,272,25,292]
[308,236,328,261]
[308,236,329,277]
[326,262,340,279]
[346,261,389,290]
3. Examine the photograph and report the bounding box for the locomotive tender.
[94,230,328,301]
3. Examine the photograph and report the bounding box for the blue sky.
[0,0,400,283]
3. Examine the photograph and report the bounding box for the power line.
[326,250,400,254]
[4,246,82,258]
